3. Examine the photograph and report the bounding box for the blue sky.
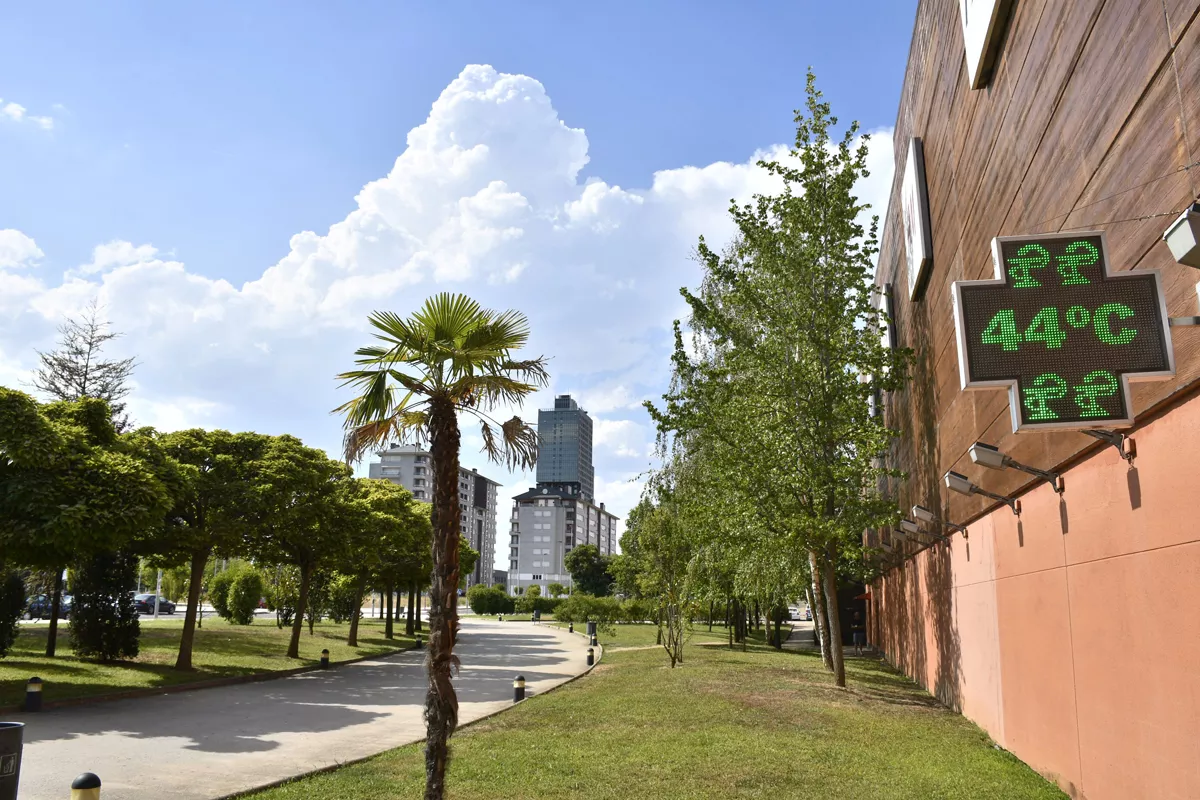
[1,1,917,568]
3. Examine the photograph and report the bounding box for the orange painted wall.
[871,391,1200,799]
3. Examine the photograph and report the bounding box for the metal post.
[586,647,595,667]
[513,675,525,702]
[153,569,162,620]
[23,678,42,712]
[320,649,330,669]
[589,634,597,647]
[70,772,101,800]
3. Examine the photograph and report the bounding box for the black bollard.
[320,650,330,669]
[71,772,102,800]
[23,678,42,712]
[587,647,595,667]
[415,634,423,649]
[589,634,597,647]
[568,622,573,633]
[513,675,525,703]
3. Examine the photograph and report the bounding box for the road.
[14,618,589,800]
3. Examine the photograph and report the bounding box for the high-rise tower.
[535,394,595,501]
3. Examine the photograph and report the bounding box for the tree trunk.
[287,563,311,660]
[417,589,423,632]
[175,546,211,670]
[45,567,64,657]
[406,584,416,636]
[385,581,394,639]
[708,601,713,632]
[348,577,366,647]
[753,600,761,632]
[821,548,846,688]
[424,397,462,800]
[808,550,833,671]
[773,609,783,651]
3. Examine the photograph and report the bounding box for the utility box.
[0,722,24,800]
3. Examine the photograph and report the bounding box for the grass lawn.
[0,617,414,709]
[248,629,1065,800]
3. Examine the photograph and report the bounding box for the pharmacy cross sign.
[952,231,1174,431]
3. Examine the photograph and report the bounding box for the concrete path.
[15,619,589,800]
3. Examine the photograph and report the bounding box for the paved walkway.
[16,619,590,800]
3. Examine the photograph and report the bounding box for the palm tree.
[334,293,547,800]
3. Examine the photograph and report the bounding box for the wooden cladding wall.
[877,0,1200,526]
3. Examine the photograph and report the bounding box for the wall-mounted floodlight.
[1163,201,1200,268]
[969,442,1064,493]
[899,518,920,534]
[944,471,1021,516]
[912,505,969,541]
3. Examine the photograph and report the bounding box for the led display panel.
[952,232,1174,432]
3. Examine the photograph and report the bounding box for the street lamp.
[969,442,1064,493]
[944,471,1021,516]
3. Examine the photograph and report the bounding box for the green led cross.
[952,232,1173,431]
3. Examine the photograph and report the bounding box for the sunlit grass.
[1,617,413,708]
[249,629,1064,800]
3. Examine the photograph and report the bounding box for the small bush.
[0,570,25,658]
[621,598,653,624]
[468,585,515,616]
[326,573,361,624]
[555,593,623,633]
[516,594,560,615]
[227,570,265,625]
[209,568,238,621]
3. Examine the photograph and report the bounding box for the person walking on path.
[850,611,866,656]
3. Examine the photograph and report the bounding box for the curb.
[218,623,602,800]
[3,642,417,715]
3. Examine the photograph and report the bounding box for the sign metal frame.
[951,230,1175,433]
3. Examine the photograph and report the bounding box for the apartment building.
[507,485,618,595]
[367,443,500,588]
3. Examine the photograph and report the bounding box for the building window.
[414,478,426,487]
[532,574,542,581]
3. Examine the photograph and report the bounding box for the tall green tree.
[155,429,270,670]
[0,390,172,656]
[649,72,910,687]
[244,435,353,659]
[335,293,547,800]
[563,544,613,597]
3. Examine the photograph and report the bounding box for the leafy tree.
[546,582,567,599]
[648,72,911,686]
[554,593,623,634]
[157,429,271,669]
[458,538,479,592]
[209,568,239,621]
[0,390,172,656]
[563,544,613,597]
[335,292,547,800]
[244,435,353,659]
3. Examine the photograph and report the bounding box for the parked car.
[133,594,176,614]
[804,608,812,621]
[23,594,72,620]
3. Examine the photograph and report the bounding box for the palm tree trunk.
[808,549,833,671]
[821,546,846,688]
[384,581,394,639]
[45,566,64,657]
[287,563,311,660]
[175,546,211,670]
[406,584,416,636]
[348,577,366,647]
[424,397,462,800]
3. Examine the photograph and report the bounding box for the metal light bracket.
[1083,429,1136,463]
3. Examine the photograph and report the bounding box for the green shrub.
[209,568,238,621]
[326,573,361,624]
[227,569,265,625]
[554,593,622,633]
[621,598,653,623]
[0,570,25,658]
[468,585,515,615]
[69,549,140,661]
[264,565,300,628]
[516,594,560,615]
